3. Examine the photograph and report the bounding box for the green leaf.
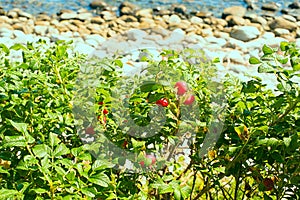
[258,63,275,73]
[0,43,10,55]
[271,151,284,163]
[174,188,181,200]
[0,189,19,198]
[92,159,114,171]
[3,136,26,147]
[272,97,285,109]
[81,187,96,197]
[262,44,274,55]
[257,137,282,147]
[10,43,28,51]
[280,41,289,51]
[140,81,161,92]
[88,172,110,187]
[181,186,191,199]
[54,166,66,176]
[9,120,28,133]
[263,193,273,200]
[53,143,70,157]
[158,184,173,194]
[212,57,220,63]
[30,188,48,194]
[131,138,145,149]
[249,57,261,64]
[49,132,60,147]
[114,59,123,67]
[32,144,48,158]
[292,63,300,71]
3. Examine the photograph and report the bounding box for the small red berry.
[98,101,104,105]
[85,126,95,135]
[175,81,188,96]
[122,140,128,148]
[139,160,145,167]
[146,154,156,165]
[156,98,168,107]
[184,94,195,105]
[140,154,156,167]
[263,178,274,191]
[103,109,109,115]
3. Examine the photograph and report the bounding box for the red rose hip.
[184,94,195,105]
[156,98,168,107]
[175,81,188,96]
[85,126,95,135]
[263,178,274,191]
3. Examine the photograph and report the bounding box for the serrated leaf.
[81,187,96,197]
[32,144,48,158]
[158,184,173,194]
[8,120,28,133]
[92,159,114,171]
[249,57,261,64]
[53,143,70,157]
[262,44,274,55]
[88,172,110,187]
[3,136,26,147]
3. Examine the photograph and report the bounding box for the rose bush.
[0,40,299,199]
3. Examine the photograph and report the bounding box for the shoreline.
[1,1,300,89]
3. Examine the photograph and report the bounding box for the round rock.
[230,26,260,42]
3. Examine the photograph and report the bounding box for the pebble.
[230,26,260,42]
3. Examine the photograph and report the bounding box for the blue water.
[0,0,296,17]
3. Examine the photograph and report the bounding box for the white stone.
[34,25,48,36]
[126,29,147,41]
[60,12,78,20]
[265,37,287,47]
[168,14,181,25]
[85,34,106,44]
[0,37,14,47]
[85,39,99,47]
[77,12,93,21]
[230,26,260,41]
[165,28,185,44]
[13,30,26,38]
[274,28,290,35]
[201,28,213,36]
[73,42,95,56]
[227,37,247,52]
[227,50,246,64]
[205,36,227,47]
[261,32,275,39]
[47,26,59,35]
[0,28,13,38]
[190,16,203,25]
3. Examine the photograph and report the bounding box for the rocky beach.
[1,0,300,88]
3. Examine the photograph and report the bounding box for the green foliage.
[0,40,299,200]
